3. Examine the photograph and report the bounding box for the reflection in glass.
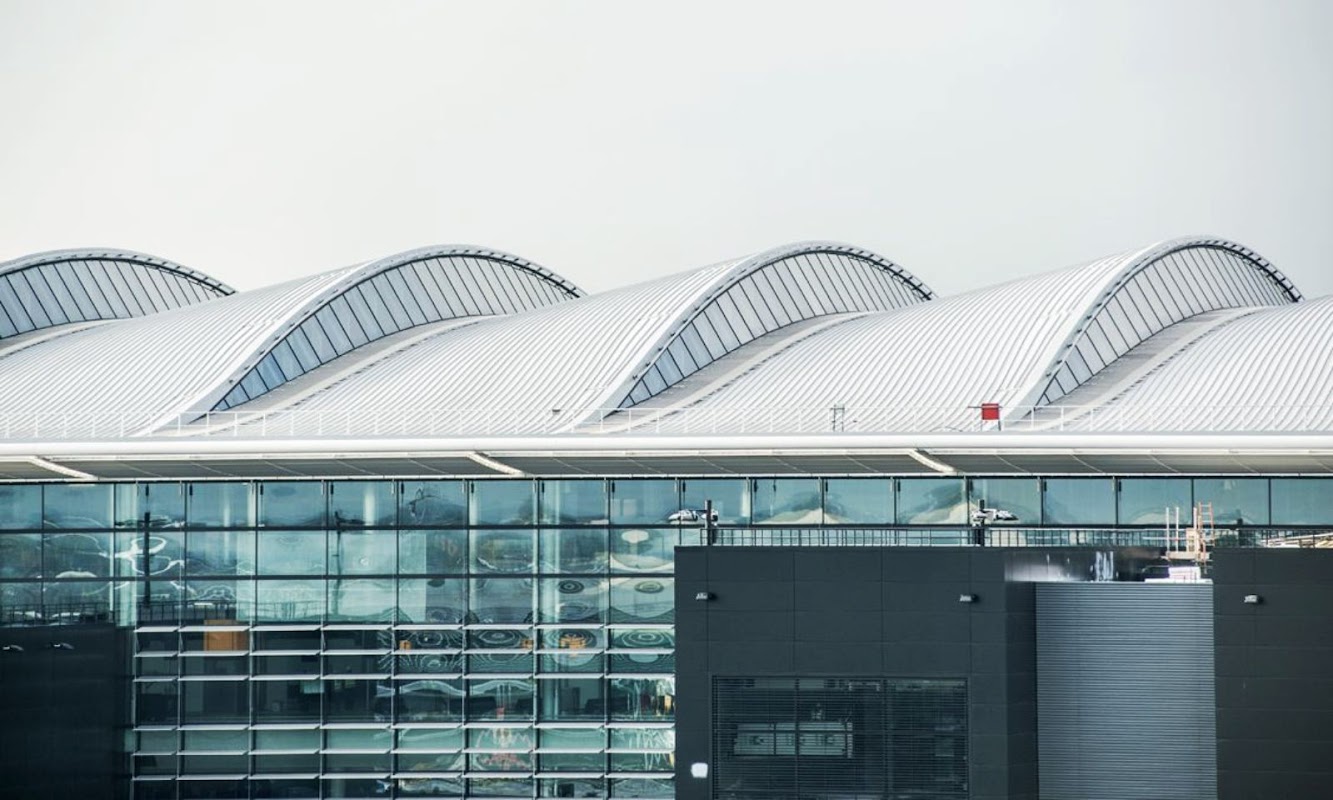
[824,479,892,524]
[398,578,467,624]
[471,529,534,574]
[1043,478,1116,525]
[395,678,464,722]
[399,529,466,574]
[254,679,322,722]
[609,480,678,525]
[0,532,41,578]
[969,478,1040,524]
[328,481,395,527]
[1194,478,1269,525]
[258,483,325,527]
[187,483,253,529]
[400,481,466,526]
[255,579,325,622]
[470,481,536,526]
[0,484,41,529]
[540,677,605,720]
[469,578,534,624]
[257,531,325,575]
[680,478,748,524]
[115,483,186,529]
[467,678,535,720]
[610,529,676,573]
[43,484,113,528]
[1118,478,1191,524]
[610,677,674,720]
[1271,478,1333,525]
[540,480,608,524]
[540,528,608,573]
[185,530,254,575]
[328,528,395,575]
[752,478,822,524]
[539,577,607,624]
[897,479,966,524]
[610,578,673,623]
[329,578,395,621]
[43,532,111,577]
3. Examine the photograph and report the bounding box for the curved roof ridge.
[0,248,234,340]
[193,245,581,419]
[610,240,933,412]
[1010,235,1301,413]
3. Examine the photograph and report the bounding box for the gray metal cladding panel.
[1036,583,1216,800]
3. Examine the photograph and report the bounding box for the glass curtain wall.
[2,475,1332,798]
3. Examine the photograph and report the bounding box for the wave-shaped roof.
[0,235,1323,443]
[0,249,232,342]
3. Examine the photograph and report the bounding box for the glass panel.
[255,579,326,622]
[329,481,395,527]
[1271,478,1333,525]
[114,528,183,580]
[610,480,678,524]
[610,677,674,721]
[1193,478,1269,525]
[400,481,466,526]
[471,529,534,574]
[610,577,673,623]
[180,680,248,723]
[467,678,535,720]
[185,530,254,575]
[823,478,892,524]
[254,679,323,721]
[896,478,966,524]
[610,528,677,574]
[471,481,536,525]
[326,678,391,721]
[0,533,42,578]
[1118,478,1192,525]
[259,483,325,527]
[399,529,466,575]
[539,577,607,624]
[329,528,395,575]
[257,531,326,575]
[43,531,111,577]
[680,478,748,524]
[752,478,822,524]
[968,478,1040,524]
[1043,478,1116,525]
[135,682,178,725]
[540,677,605,721]
[43,483,113,528]
[115,483,186,529]
[329,578,396,622]
[395,678,464,722]
[470,578,533,624]
[539,480,608,525]
[540,529,608,574]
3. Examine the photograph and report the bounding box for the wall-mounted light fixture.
[49,642,75,650]
[958,593,979,604]
[690,763,710,779]
[1,644,23,653]
[694,592,715,602]
[1243,594,1262,605]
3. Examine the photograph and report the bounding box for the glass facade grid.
[0,475,1329,797]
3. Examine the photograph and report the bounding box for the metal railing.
[1,403,1330,441]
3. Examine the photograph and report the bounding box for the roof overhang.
[2,432,1332,480]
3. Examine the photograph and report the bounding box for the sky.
[0,0,1330,298]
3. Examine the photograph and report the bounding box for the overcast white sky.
[1,0,1329,298]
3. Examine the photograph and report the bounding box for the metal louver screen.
[712,677,968,800]
[1036,583,1216,800]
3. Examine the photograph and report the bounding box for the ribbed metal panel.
[1036,583,1215,800]
[1063,296,1333,431]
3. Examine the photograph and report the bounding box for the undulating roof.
[0,235,1322,444]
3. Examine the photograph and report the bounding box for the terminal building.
[0,238,1329,800]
